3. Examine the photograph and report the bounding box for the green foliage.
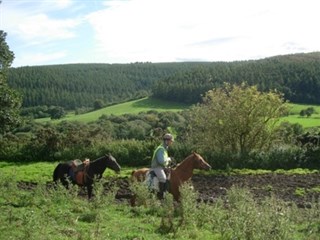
[294,187,306,197]
[48,106,66,119]
[299,107,315,117]
[98,139,156,167]
[153,52,320,105]
[187,83,287,157]
[35,97,189,123]
[0,31,14,79]
[223,187,294,239]
[276,122,304,144]
[93,99,105,110]
[8,62,206,110]
[1,167,320,239]
[8,52,320,114]
[0,31,22,134]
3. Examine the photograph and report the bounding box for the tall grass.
[1,176,319,239]
[128,181,320,240]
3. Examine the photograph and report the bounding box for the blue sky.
[1,0,320,67]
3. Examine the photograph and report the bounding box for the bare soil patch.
[17,173,320,207]
[110,173,320,207]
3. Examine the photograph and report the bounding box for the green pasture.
[282,103,320,128]
[36,97,189,123]
[35,98,320,128]
[286,102,320,114]
[0,161,133,183]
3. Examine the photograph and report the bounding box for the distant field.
[35,99,320,128]
[36,97,189,123]
[281,103,320,128]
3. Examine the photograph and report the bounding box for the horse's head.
[192,152,211,170]
[106,153,121,173]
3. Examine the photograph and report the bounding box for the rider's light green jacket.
[151,143,169,168]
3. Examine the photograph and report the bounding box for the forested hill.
[8,52,320,110]
[152,52,320,105]
[8,62,211,109]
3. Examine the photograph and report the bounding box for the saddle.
[146,169,170,192]
[69,159,90,185]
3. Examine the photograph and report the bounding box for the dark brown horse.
[131,152,211,204]
[53,154,121,199]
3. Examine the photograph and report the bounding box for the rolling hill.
[8,52,320,110]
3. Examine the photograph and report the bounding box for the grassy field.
[1,163,319,239]
[282,103,320,128]
[35,98,320,128]
[0,161,133,184]
[36,97,189,123]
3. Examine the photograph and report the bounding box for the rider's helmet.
[163,133,174,142]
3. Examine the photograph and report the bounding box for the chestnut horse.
[131,152,211,204]
[53,154,121,199]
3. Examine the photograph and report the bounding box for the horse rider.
[151,133,174,199]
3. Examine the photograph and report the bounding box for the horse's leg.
[87,184,92,199]
[86,178,93,199]
[61,176,70,189]
[169,178,180,202]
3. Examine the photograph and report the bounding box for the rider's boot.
[157,182,166,200]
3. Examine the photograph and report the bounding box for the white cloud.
[15,14,80,44]
[14,51,67,67]
[54,0,73,9]
[86,0,320,63]
[2,0,320,67]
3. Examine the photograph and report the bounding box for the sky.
[1,0,320,68]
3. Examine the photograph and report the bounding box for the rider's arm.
[156,148,166,166]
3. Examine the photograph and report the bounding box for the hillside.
[7,52,320,110]
[34,97,320,128]
[36,97,189,123]
[153,52,320,104]
[8,62,210,109]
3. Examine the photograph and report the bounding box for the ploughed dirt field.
[18,173,320,207]
[109,173,320,207]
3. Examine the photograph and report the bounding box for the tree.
[48,106,65,119]
[299,107,315,118]
[187,83,287,156]
[0,31,21,134]
[93,99,105,110]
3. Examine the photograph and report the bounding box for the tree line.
[8,52,320,111]
[152,53,320,105]
[8,62,210,110]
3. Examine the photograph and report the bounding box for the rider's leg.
[153,168,167,200]
[158,182,166,200]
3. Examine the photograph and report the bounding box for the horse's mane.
[173,153,196,170]
[92,155,106,162]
